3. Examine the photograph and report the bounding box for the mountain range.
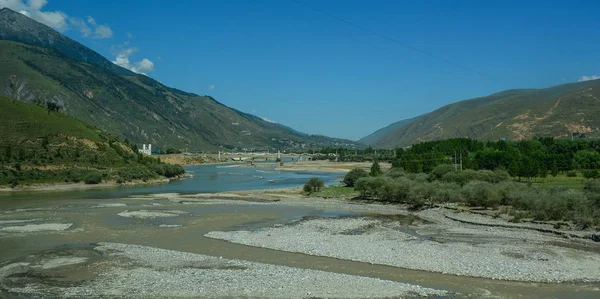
[361,78,600,148]
[0,8,358,151]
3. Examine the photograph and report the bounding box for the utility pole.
[454,151,457,171]
[460,152,463,171]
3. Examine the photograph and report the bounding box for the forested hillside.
[0,96,183,187]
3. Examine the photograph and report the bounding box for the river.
[0,162,345,201]
[0,164,598,298]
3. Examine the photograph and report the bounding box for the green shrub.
[582,169,599,179]
[495,181,522,205]
[379,178,411,202]
[113,167,157,182]
[584,179,600,193]
[385,168,406,179]
[303,177,324,194]
[441,169,477,186]
[430,182,461,203]
[407,183,437,209]
[566,171,577,177]
[354,176,388,199]
[412,173,429,183]
[343,168,369,187]
[461,181,500,209]
[151,164,185,178]
[427,164,455,182]
[84,172,102,184]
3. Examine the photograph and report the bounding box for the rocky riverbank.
[0,243,448,298]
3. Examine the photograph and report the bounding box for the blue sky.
[4,0,600,140]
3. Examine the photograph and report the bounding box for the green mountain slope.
[0,8,358,151]
[0,96,184,187]
[358,116,421,145]
[366,79,600,148]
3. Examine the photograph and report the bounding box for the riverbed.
[1,165,599,298]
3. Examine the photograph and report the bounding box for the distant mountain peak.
[0,7,132,75]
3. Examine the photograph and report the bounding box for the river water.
[0,164,599,298]
[0,162,345,201]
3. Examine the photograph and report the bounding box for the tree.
[4,146,12,162]
[519,157,538,180]
[303,177,324,194]
[46,102,61,113]
[551,160,558,177]
[508,160,520,178]
[343,168,368,187]
[538,164,548,178]
[84,172,102,184]
[166,148,181,154]
[574,150,600,169]
[370,160,382,176]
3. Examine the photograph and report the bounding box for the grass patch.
[531,174,586,190]
[313,185,359,199]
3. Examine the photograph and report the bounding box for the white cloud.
[112,47,154,75]
[31,8,67,30]
[94,24,112,39]
[28,0,46,10]
[1,0,67,31]
[135,58,154,74]
[1,0,26,11]
[208,85,215,90]
[262,117,277,123]
[127,32,133,39]
[0,0,112,39]
[579,75,600,82]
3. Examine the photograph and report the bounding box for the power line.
[290,0,488,79]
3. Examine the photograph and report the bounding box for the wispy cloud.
[208,85,215,90]
[69,17,91,37]
[0,0,112,39]
[86,16,96,26]
[94,24,112,39]
[579,75,600,82]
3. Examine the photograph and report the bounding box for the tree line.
[392,138,600,179]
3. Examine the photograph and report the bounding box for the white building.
[139,144,152,155]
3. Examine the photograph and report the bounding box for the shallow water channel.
[1,165,599,298]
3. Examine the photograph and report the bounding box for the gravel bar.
[0,223,73,232]
[206,216,600,283]
[5,242,448,298]
[117,210,188,219]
